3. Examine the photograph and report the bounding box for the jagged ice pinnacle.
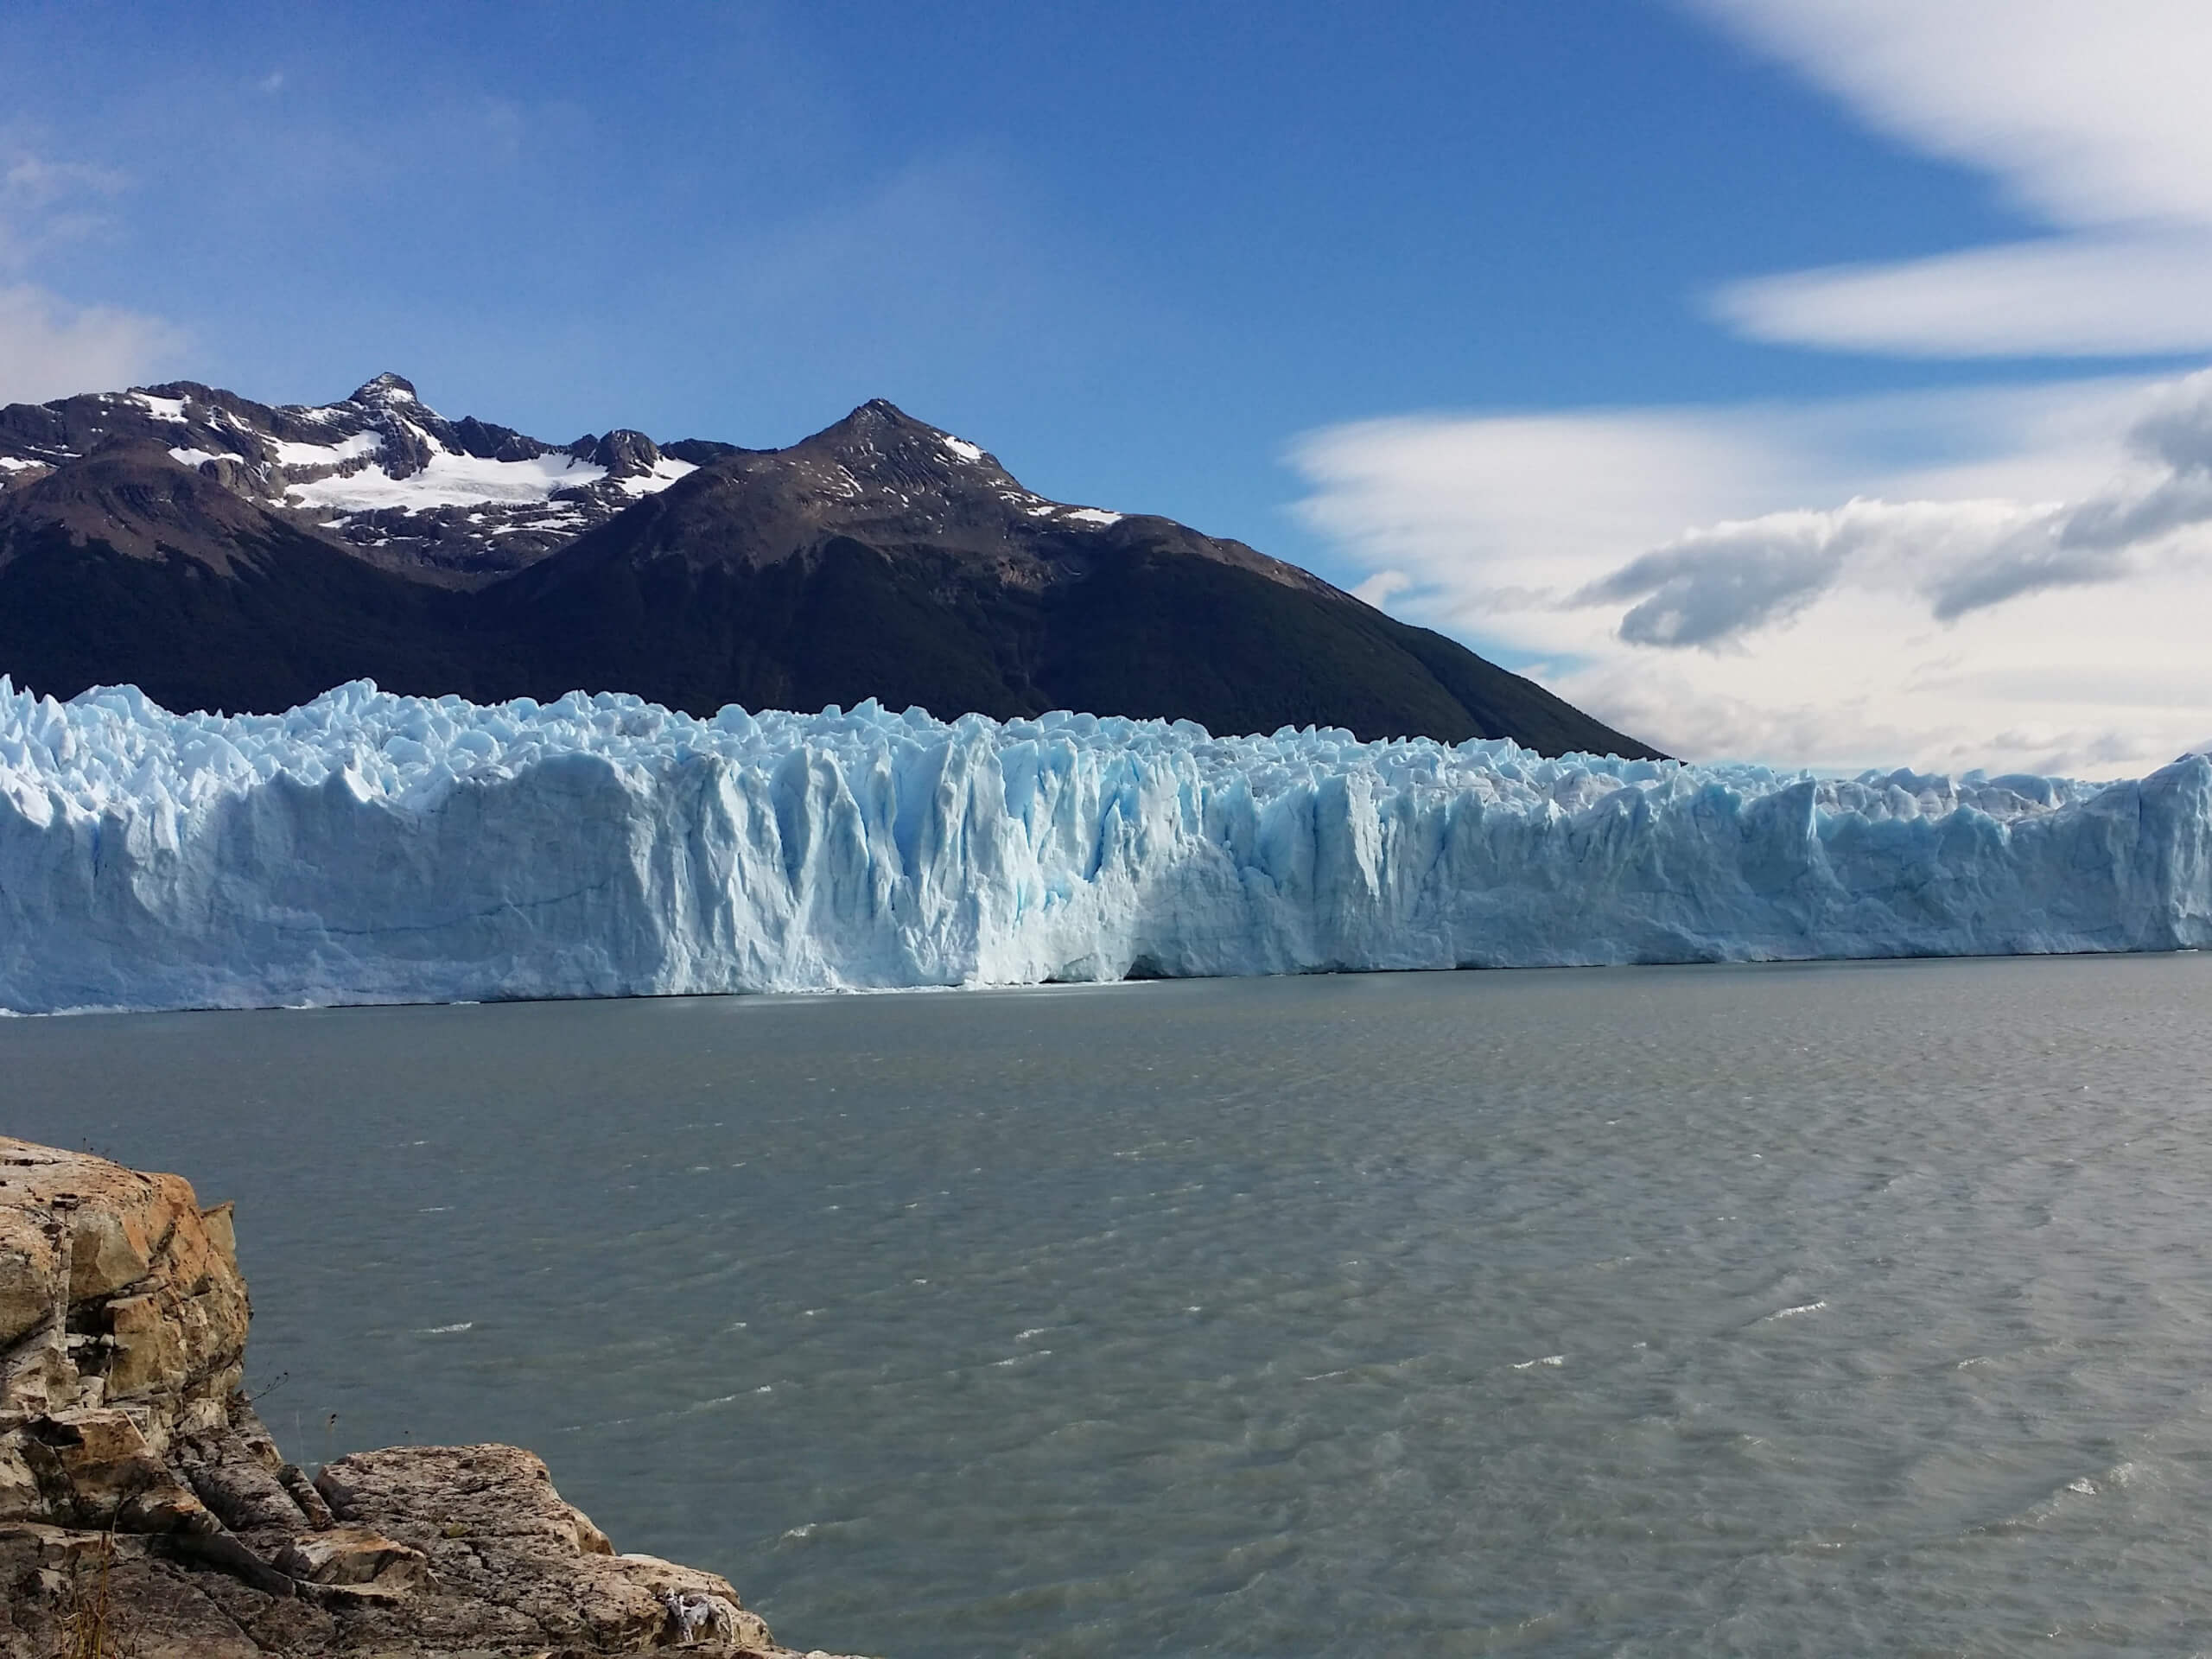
[0,679,2206,1014]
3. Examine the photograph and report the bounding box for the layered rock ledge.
[0,1137,864,1657]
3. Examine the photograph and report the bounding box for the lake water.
[8,954,2212,1656]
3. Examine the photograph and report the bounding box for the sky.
[2,0,2209,776]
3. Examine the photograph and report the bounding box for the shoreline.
[0,1136,871,1658]
[1,939,2201,1020]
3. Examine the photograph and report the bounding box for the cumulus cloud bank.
[1578,370,2212,647]
[1294,372,2212,776]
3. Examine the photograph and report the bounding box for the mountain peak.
[796,399,1006,480]
[813,398,935,441]
[350,372,421,405]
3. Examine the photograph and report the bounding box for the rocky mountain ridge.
[0,372,697,584]
[0,373,1662,757]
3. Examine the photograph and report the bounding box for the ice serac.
[0,679,2207,1014]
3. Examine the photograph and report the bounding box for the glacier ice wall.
[1,678,2207,1014]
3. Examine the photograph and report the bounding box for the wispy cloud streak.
[1687,0,2212,357]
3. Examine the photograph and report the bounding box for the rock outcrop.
[0,1137,864,1658]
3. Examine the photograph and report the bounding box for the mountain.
[0,440,480,716]
[0,376,1661,757]
[0,372,694,583]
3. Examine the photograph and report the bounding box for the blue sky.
[5,1,2211,773]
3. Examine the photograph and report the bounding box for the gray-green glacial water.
[9,952,2212,1655]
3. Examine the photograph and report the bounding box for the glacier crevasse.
[0,679,2206,1014]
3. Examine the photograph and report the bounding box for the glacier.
[0,677,2206,1014]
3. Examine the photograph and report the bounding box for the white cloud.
[1292,8,2212,773]
[1349,569,1413,607]
[1293,373,2212,777]
[1687,0,2212,356]
[0,151,127,272]
[1688,0,2212,226]
[0,149,180,403]
[0,283,179,404]
[1578,369,2212,643]
[1575,498,2030,646]
[1716,234,2212,359]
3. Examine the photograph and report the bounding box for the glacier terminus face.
[0,677,2206,1014]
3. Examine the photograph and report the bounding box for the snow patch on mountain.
[269,430,383,469]
[1004,490,1122,527]
[128,393,189,423]
[1,680,2204,1014]
[285,449,611,513]
[612,454,696,497]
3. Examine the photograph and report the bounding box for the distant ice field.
[0,677,2206,1014]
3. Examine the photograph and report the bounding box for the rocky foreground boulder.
[0,1136,866,1658]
